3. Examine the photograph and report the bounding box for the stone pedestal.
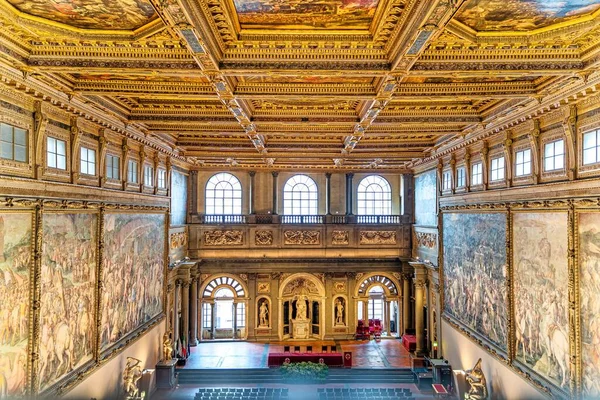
[292,319,309,339]
[156,359,177,389]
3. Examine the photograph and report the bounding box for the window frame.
[583,129,600,166]
[80,146,96,176]
[490,156,505,182]
[283,174,319,216]
[543,139,565,172]
[205,172,243,215]
[442,170,452,191]
[157,168,167,189]
[514,148,532,177]
[471,162,483,186]
[456,166,466,188]
[144,164,154,187]
[46,136,67,170]
[105,154,120,180]
[127,159,138,184]
[0,123,28,163]
[357,175,392,216]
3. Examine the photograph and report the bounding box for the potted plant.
[280,361,329,383]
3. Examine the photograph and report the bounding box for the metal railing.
[198,214,402,225]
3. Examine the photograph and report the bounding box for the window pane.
[584,132,596,149]
[0,124,10,142]
[555,140,564,155]
[555,154,564,169]
[14,128,26,146]
[56,139,66,155]
[47,137,56,153]
[0,142,12,159]
[523,162,531,175]
[57,154,66,170]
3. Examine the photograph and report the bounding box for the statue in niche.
[335,298,345,326]
[465,358,488,400]
[295,296,308,320]
[162,331,173,362]
[123,357,145,399]
[259,300,269,327]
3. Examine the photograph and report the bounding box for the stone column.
[182,280,190,349]
[211,302,216,339]
[325,173,332,215]
[385,300,391,336]
[233,302,238,339]
[190,278,198,346]
[345,173,354,215]
[272,171,279,215]
[174,280,181,346]
[363,299,369,323]
[189,170,198,222]
[412,263,428,354]
[249,171,256,214]
[402,274,411,335]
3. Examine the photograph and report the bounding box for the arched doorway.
[200,275,248,340]
[279,273,326,340]
[355,274,401,337]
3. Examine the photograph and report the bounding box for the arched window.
[357,175,392,215]
[205,173,242,215]
[283,174,318,215]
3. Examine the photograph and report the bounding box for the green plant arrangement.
[280,361,329,383]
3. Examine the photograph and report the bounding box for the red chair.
[355,320,370,340]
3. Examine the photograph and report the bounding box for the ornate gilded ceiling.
[0,0,600,170]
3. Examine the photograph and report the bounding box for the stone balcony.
[187,214,412,260]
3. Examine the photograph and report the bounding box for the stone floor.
[181,338,412,369]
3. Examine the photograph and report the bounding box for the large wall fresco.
[513,212,570,390]
[38,213,97,392]
[579,212,600,397]
[443,212,507,350]
[457,0,600,32]
[0,213,31,397]
[232,0,380,30]
[6,0,157,30]
[101,213,165,352]
[171,170,187,226]
[414,169,437,227]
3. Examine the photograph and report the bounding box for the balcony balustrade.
[193,214,408,225]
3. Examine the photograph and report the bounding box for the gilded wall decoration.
[38,213,97,393]
[443,213,508,351]
[204,230,243,246]
[414,232,437,249]
[283,230,320,245]
[282,278,320,296]
[6,0,158,30]
[359,231,397,245]
[232,0,380,30]
[254,230,273,246]
[415,170,437,227]
[456,0,600,32]
[0,213,31,397]
[579,212,600,397]
[513,212,570,390]
[100,213,165,352]
[169,232,187,250]
[331,230,349,245]
[333,281,346,293]
[257,282,270,293]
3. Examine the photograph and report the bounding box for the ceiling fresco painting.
[6,0,158,30]
[457,0,600,31]
[232,0,380,30]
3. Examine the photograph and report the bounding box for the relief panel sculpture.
[513,212,570,390]
[414,170,437,227]
[331,230,349,245]
[38,213,97,392]
[0,213,31,397]
[255,230,273,246]
[205,230,243,245]
[443,213,507,351]
[578,212,600,397]
[283,230,320,245]
[359,231,396,245]
[100,213,165,352]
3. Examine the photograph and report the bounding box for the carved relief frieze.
[254,230,273,246]
[333,281,346,293]
[283,230,320,245]
[169,231,188,250]
[331,230,349,245]
[204,230,243,245]
[414,231,437,249]
[359,231,397,245]
[257,282,270,293]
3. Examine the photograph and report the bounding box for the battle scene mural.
[100,213,165,352]
[513,212,570,390]
[6,0,157,30]
[38,213,97,392]
[414,170,437,227]
[232,0,380,30]
[457,0,600,31]
[0,213,31,397]
[443,212,507,351]
[579,212,600,397]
